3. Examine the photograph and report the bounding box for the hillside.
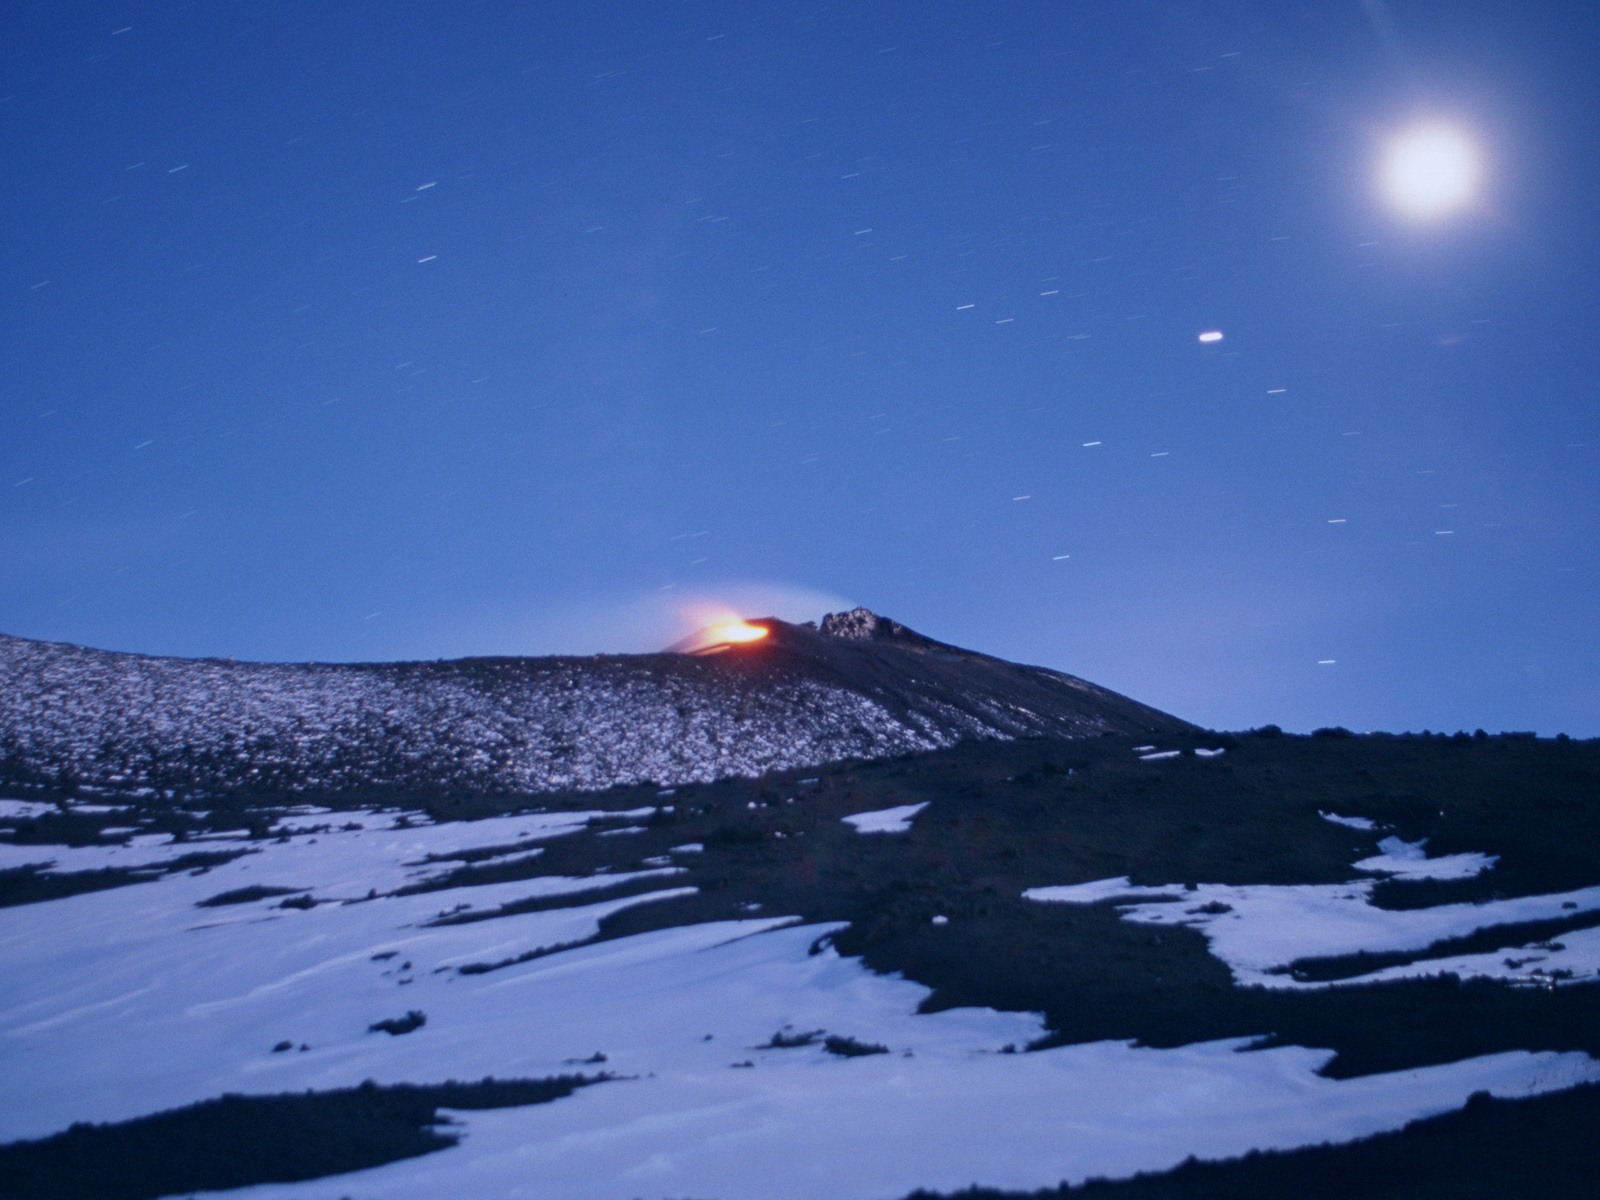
[0,609,1186,801]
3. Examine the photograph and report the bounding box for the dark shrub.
[197,885,300,908]
[822,1035,888,1058]
[368,1011,426,1036]
[763,1029,823,1049]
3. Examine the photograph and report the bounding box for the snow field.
[0,808,693,1140]
[0,804,627,891]
[173,998,1597,1199]
[1026,841,1600,989]
[3,808,1597,1199]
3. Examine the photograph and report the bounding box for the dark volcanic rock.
[818,607,920,641]
[0,611,1188,800]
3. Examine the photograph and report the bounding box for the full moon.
[1379,125,1481,219]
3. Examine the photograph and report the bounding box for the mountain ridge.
[0,609,1188,800]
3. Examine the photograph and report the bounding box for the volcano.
[0,608,1187,801]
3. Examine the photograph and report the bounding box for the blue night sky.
[4,2,1597,736]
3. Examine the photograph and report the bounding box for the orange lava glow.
[705,620,769,645]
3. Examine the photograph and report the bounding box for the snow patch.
[842,802,929,834]
[0,799,56,819]
[1321,811,1378,831]
[1355,837,1495,880]
[1026,851,1600,991]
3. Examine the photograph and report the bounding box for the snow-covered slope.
[0,609,1187,799]
[4,751,1598,1200]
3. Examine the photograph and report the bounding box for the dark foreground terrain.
[2,725,1596,1199]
